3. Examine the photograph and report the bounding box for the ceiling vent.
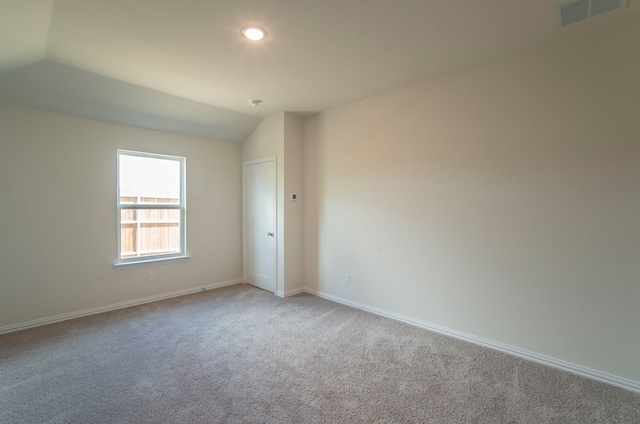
[556,0,627,28]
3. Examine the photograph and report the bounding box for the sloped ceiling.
[0,60,261,142]
[1,0,639,143]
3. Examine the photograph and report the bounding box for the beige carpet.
[1,283,639,423]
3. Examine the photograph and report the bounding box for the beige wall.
[241,112,304,295]
[283,113,304,294]
[242,113,285,294]
[303,16,640,382]
[0,105,242,328]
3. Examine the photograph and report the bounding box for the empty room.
[1,0,639,422]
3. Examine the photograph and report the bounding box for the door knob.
[267,232,274,237]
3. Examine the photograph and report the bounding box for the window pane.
[119,155,180,204]
[117,151,185,263]
[120,209,181,259]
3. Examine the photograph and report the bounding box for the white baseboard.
[3,281,638,394]
[276,288,305,298]
[283,287,306,297]
[0,279,243,335]
[302,287,640,394]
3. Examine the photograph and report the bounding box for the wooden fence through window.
[120,196,180,258]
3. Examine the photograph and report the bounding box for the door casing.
[242,156,277,293]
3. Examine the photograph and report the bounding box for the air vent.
[556,0,627,28]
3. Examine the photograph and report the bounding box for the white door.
[244,159,276,293]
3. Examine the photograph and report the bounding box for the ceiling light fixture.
[242,26,266,41]
[249,99,263,106]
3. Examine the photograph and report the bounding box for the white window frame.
[115,149,188,268]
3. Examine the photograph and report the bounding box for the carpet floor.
[1,283,639,423]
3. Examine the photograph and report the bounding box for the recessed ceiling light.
[242,26,266,41]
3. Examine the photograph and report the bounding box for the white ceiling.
[1,0,639,142]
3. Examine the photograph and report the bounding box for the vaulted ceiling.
[1,0,639,142]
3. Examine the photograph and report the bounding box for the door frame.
[242,156,277,293]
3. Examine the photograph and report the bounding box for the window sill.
[113,255,191,270]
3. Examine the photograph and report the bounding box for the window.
[116,150,186,265]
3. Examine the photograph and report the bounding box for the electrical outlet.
[148,271,156,281]
[345,274,351,284]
